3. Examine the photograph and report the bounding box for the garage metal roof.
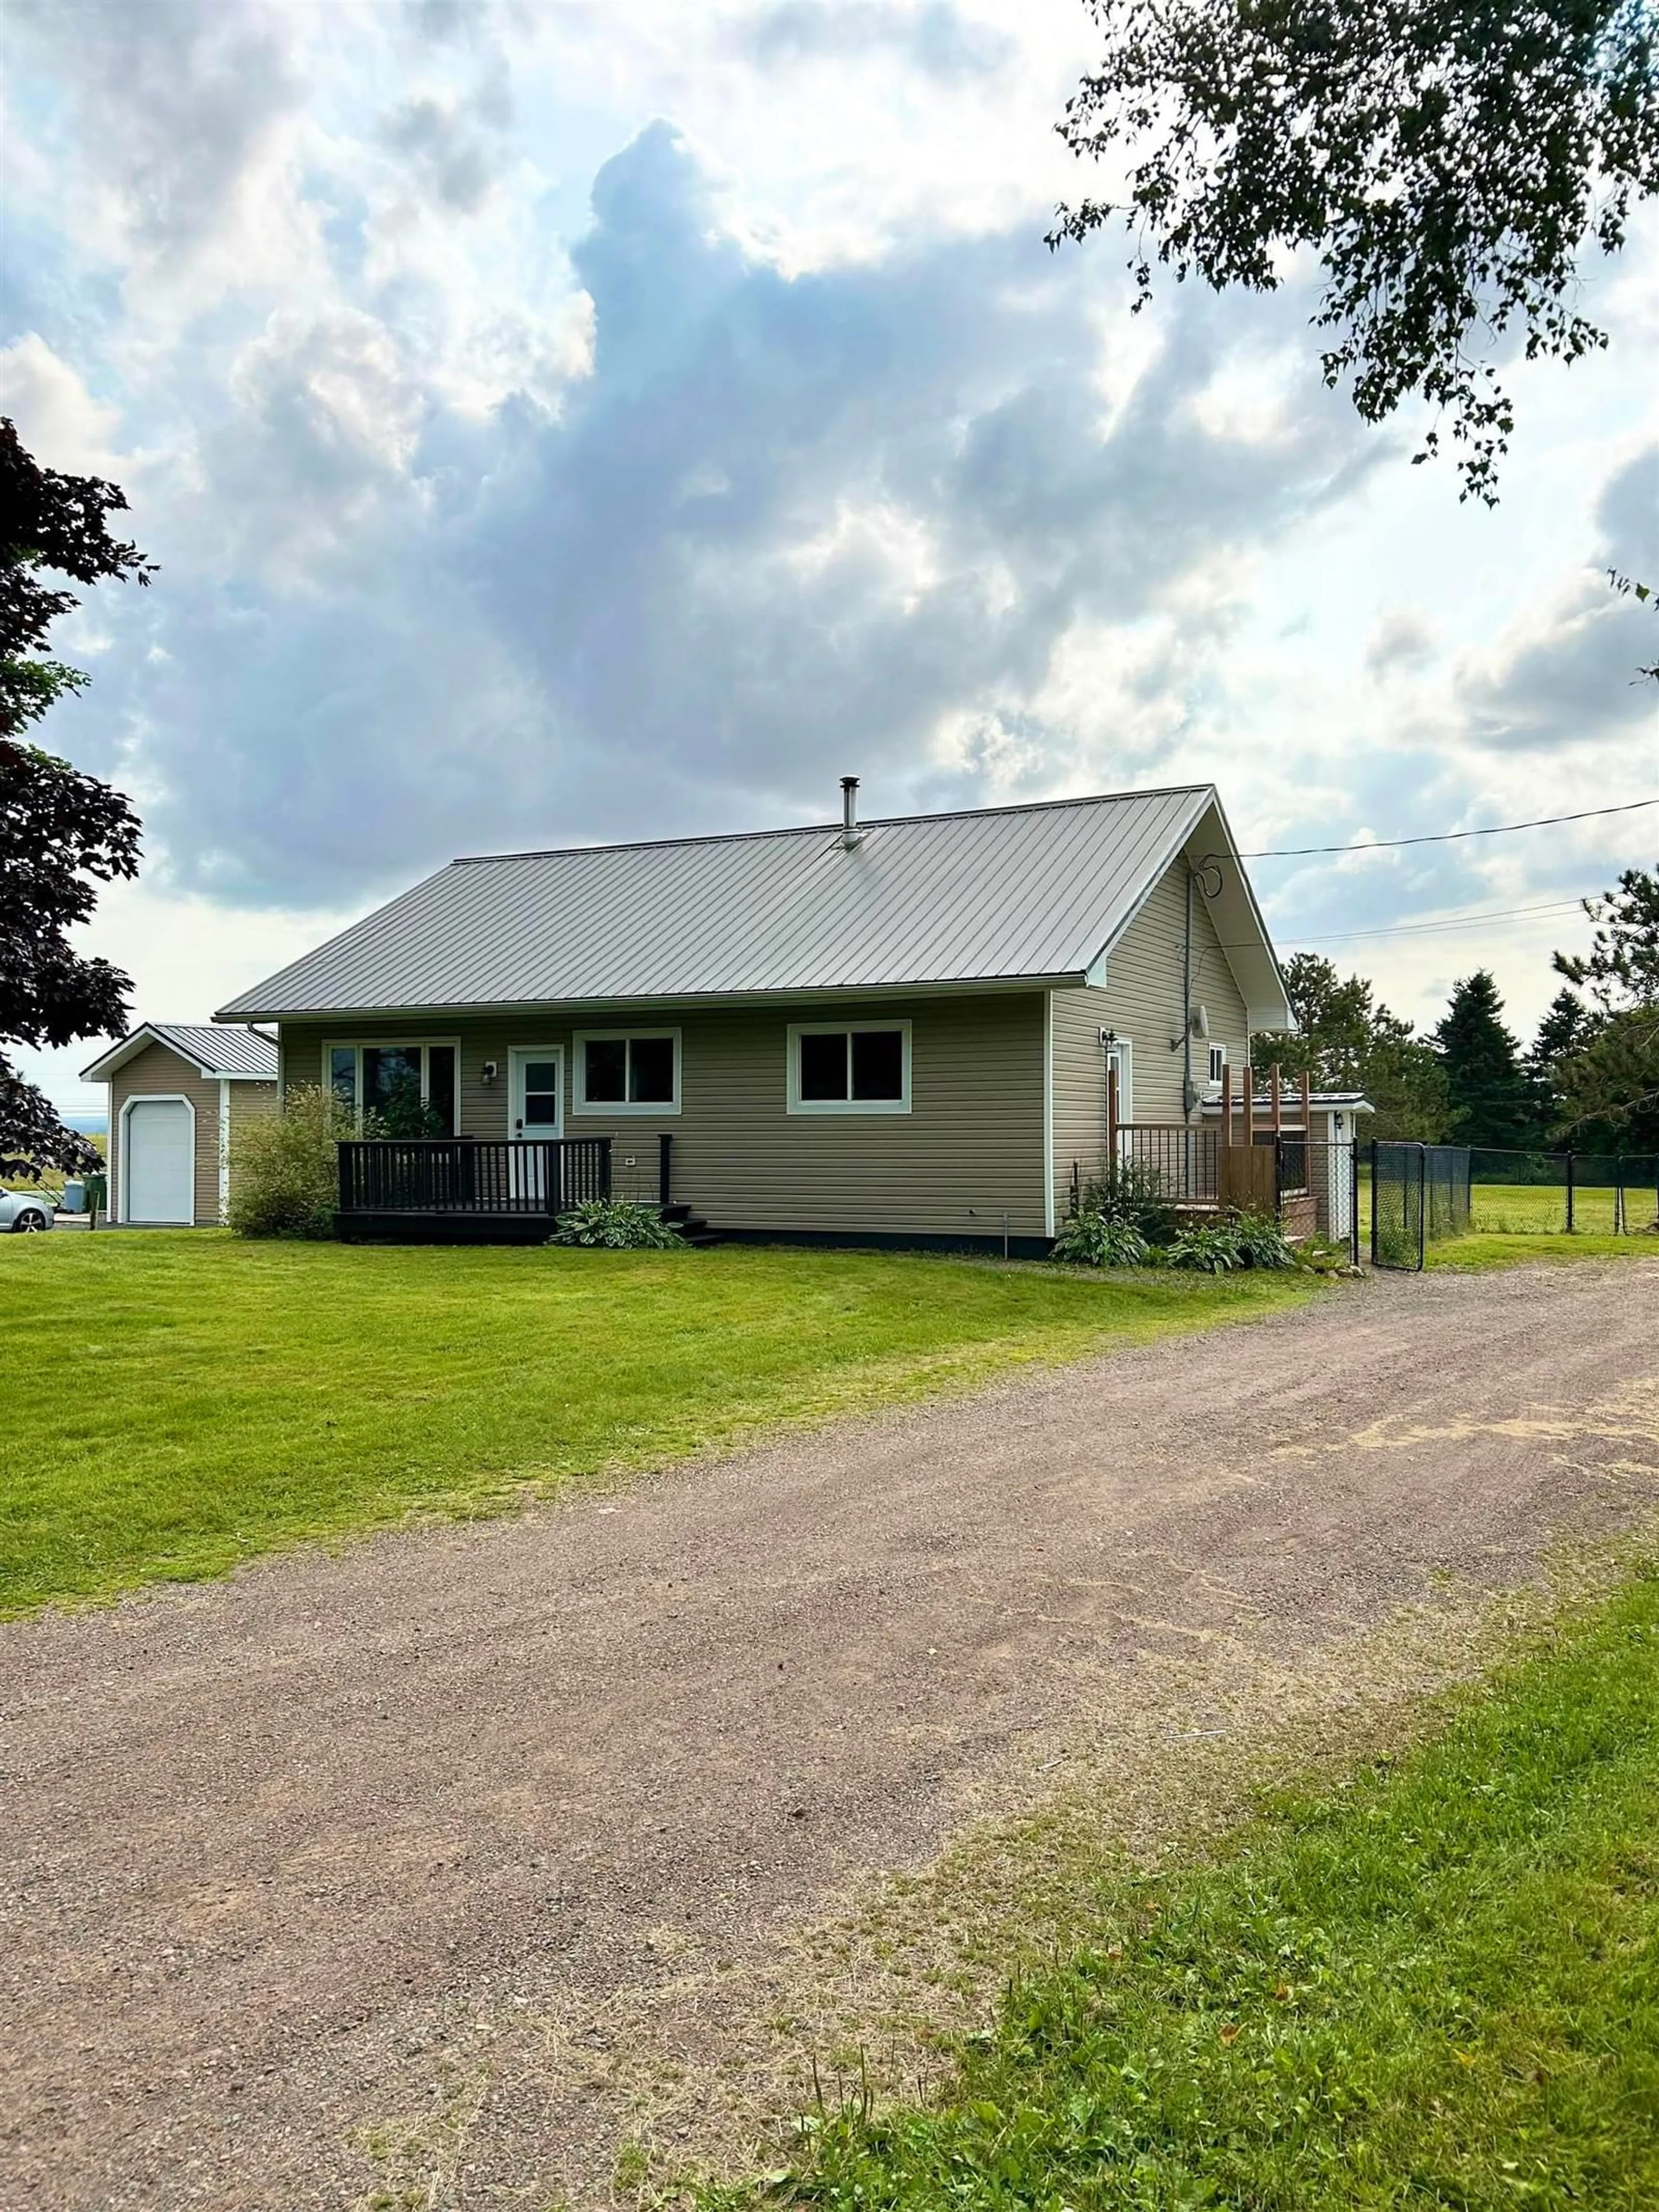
[81,1023,279,1082]
[216,785,1278,1020]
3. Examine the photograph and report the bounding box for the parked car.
[0,1190,55,1233]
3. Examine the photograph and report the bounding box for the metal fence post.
[1615,1156,1624,1235]
[1417,1144,1427,1271]
[1369,1139,1379,1268]
[1565,1148,1575,1233]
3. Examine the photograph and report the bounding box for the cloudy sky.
[5,0,1656,1120]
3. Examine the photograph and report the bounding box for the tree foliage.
[1553,863,1659,1010]
[1052,0,1659,503]
[1252,951,1449,1139]
[1431,968,1535,1149]
[1,417,154,735]
[0,417,152,1178]
[1542,863,1659,1146]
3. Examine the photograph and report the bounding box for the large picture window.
[572,1030,681,1116]
[787,1021,911,1115]
[327,1040,459,1136]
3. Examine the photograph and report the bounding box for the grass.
[1357,1178,1659,1272]
[1435,1181,1659,1272]
[705,1565,1659,2212]
[0,1231,1315,1617]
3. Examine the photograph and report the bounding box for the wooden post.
[1270,1061,1283,1136]
[1220,1057,1233,1143]
[1242,1063,1254,1148]
[1300,1066,1313,1130]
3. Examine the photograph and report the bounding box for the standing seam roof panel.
[215,787,1233,1017]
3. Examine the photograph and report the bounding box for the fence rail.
[338,1137,612,1219]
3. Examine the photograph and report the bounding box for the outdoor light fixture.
[480,1060,499,1084]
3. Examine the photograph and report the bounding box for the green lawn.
[1357,1177,1659,1271]
[1434,1181,1659,1271]
[0,1232,1314,1617]
[707,1566,1659,2211]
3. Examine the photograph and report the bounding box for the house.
[80,1024,279,1226]
[213,782,1294,1254]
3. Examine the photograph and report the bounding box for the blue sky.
[5,0,1656,1118]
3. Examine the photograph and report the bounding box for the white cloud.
[0,334,125,474]
[4,0,1657,1100]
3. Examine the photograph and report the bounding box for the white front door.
[507,1047,563,1202]
[125,1098,194,1223]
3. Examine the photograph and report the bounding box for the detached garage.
[81,1023,279,1226]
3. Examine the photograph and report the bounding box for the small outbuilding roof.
[216,784,1293,1027]
[81,1022,279,1083]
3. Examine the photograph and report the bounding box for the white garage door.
[125,1100,195,1224]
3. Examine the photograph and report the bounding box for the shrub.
[1077,1160,1176,1243]
[551,1198,685,1250]
[1231,1209,1296,1269]
[1166,1219,1242,1272]
[1051,1209,1151,1268]
[227,1083,356,1239]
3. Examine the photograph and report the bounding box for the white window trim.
[1206,1041,1228,1089]
[571,1028,682,1117]
[323,1037,463,1131]
[1106,1036,1134,1125]
[118,1092,197,1226]
[787,1019,912,1116]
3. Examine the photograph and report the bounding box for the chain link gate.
[1370,1142,1473,1270]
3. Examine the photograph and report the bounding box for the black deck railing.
[338,1137,612,1219]
[1116,1124,1221,1201]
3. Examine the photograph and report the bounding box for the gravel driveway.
[4,1259,1658,2208]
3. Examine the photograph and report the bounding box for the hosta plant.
[1231,1210,1296,1269]
[1051,1208,1150,1268]
[551,1199,685,1250]
[1166,1219,1243,1273]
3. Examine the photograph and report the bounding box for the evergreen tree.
[1431,970,1532,1151]
[1546,866,1659,1150]
[1526,986,1596,1141]
[1250,952,1448,1140]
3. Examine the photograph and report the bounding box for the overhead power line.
[1281,896,1593,946]
[1206,892,1603,955]
[1239,796,1659,859]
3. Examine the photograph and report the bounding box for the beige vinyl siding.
[281,992,1046,1239]
[224,1076,279,1222]
[110,1039,222,1225]
[1050,855,1251,1191]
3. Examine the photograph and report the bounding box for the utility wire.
[1239,796,1659,859]
[1282,897,1592,946]
[1205,893,1602,955]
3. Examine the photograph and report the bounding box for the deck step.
[658,1201,720,1246]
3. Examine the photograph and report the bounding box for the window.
[787,1021,911,1115]
[1207,1042,1228,1087]
[573,1030,680,1115]
[1103,1035,1134,1125]
[326,1041,459,1136]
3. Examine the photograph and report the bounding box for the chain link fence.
[1370,1142,1472,1269]
[1467,1149,1659,1235]
[1369,1143,1659,1267]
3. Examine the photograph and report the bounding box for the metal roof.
[217,785,1281,1021]
[81,1023,279,1082]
